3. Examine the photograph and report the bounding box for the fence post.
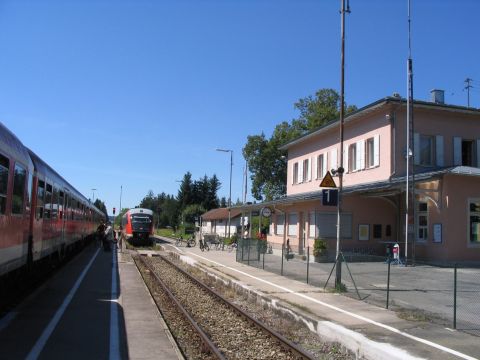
[386,260,391,309]
[307,246,310,284]
[281,244,284,276]
[262,247,265,269]
[247,239,251,266]
[454,263,457,329]
[241,238,244,262]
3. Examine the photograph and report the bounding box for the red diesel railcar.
[121,208,154,245]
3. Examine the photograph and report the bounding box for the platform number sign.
[322,189,338,206]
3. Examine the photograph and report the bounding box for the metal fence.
[235,238,480,337]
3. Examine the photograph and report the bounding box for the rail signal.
[113,207,116,215]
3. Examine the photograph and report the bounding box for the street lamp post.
[91,188,97,203]
[216,148,233,239]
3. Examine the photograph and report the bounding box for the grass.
[156,228,178,238]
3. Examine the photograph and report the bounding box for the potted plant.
[313,238,328,262]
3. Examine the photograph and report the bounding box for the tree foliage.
[136,172,222,229]
[93,199,108,221]
[243,88,357,201]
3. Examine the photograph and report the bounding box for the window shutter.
[477,139,480,168]
[358,140,365,170]
[373,135,380,167]
[343,146,349,173]
[453,137,462,166]
[355,141,361,170]
[298,160,304,183]
[436,135,444,166]
[413,133,420,165]
[330,149,337,171]
[308,157,312,181]
[313,156,318,179]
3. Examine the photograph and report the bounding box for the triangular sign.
[319,171,337,188]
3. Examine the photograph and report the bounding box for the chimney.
[430,89,445,104]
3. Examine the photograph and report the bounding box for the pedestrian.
[104,222,114,251]
[285,238,292,261]
[97,222,106,248]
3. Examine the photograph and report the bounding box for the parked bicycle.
[175,234,196,247]
[187,234,196,248]
[226,241,237,252]
[199,237,210,252]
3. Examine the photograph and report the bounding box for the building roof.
[280,96,480,151]
[201,207,243,221]
[232,166,480,210]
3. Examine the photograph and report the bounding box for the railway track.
[135,254,316,360]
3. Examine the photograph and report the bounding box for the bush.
[313,238,327,257]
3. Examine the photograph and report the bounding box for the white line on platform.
[26,248,100,360]
[189,252,477,360]
[109,248,120,360]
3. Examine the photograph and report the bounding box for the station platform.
[2,236,478,360]
[0,243,181,360]
[154,236,479,360]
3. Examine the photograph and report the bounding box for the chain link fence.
[235,238,480,337]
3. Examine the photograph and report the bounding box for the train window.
[71,197,75,220]
[12,164,27,214]
[52,186,59,219]
[0,154,9,214]
[26,172,33,213]
[64,194,69,220]
[44,183,53,219]
[58,191,64,219]
[36,180,45,219]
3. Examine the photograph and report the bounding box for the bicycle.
[199,237,210,252]
[226,241,237,252]
[175,235,185,247]
[187,235,196,248]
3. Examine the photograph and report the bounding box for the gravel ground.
[137,251,357,360]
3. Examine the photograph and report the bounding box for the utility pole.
[465,78,473,107]
[335,0,350,288]
[405,0,415,265]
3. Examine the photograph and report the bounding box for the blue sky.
[0,0,478,215]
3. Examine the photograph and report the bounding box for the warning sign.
[319,171,337,188]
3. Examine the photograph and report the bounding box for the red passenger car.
[0,122,104,279]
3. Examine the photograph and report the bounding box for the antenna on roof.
[464,78,473,107]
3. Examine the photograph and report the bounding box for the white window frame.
[303,158,310,182]
[293,162,299,184]
[308,211,316,239]
[349,143,358,172]
[316,154,326,180]
[419,135,434,166]
[468,198,480,246]
[288,212,298,237]
[416,200,428,242]
[276,214,285,235]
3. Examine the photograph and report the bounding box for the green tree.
[182,204,206,224]
[94,199,108,221]
[243,88,357,201]
[177,172,193,211]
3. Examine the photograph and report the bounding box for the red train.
[121,208,154,245]
[0,122,104,279]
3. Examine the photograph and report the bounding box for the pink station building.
[240,91,480,263]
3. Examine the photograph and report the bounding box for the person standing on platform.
[104,222,114,251]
